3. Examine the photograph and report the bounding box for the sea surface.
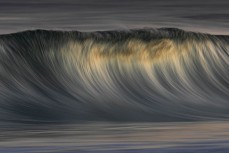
[0,1,229,152]
[0,0,229,34]
[0,28,229,152]
[1,121,229,153]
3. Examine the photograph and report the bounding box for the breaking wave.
[0,28,229,123]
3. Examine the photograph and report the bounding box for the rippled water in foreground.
[0,121,229,152]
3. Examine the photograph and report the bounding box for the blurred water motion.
[0,121,228,152]
[1,0,229,152]
[1,28,229,123]
[0,24,229,153]
[0,0,229,35]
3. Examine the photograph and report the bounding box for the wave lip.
[0,28,229,123]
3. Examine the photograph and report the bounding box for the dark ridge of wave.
[0,28,229,123]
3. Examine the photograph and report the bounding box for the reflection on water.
[1,121,229,152]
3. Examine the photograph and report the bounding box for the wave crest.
[0,28,229,123]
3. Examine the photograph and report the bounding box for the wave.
[0,28,229,123]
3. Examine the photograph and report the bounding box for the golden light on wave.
[1,28,229,122]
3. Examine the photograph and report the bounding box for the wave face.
[0,28,229,123]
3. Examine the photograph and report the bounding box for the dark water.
[1,29,229,122]
[0,28,229,152]
[1,0,229,152]
[0,0,229,34]
[1,122,229,153]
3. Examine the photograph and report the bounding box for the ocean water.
[0,28,229,152]
[1,28,229,122]
[1,121,229,153]
[0,0,229,35]
[0,1,229,152]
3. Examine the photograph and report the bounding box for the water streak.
[0,28,229,122]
